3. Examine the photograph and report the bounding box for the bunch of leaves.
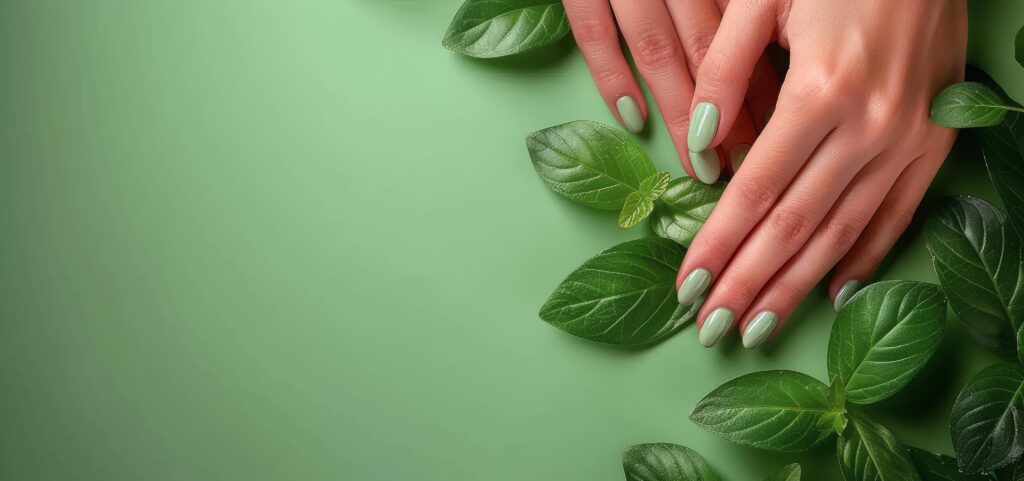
[690,280,951,481]
[622,443,801,481]
[442,0,571,58]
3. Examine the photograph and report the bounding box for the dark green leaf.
[622,443,722,481]
[951,362,1024,474]
[930,82,1024,128]
[650,178,725,247]
[837,412,921,481]
[834,413,849,436]
[1019,325,1024,367]
[442,0,570,58]
[527,120,657,211]
[979,106,1024,238]
[762,463,801,481]
[618,192,654,228]
[690,370,833,452]
[907,447,991,481]
[538,238,699,345]
[1016,26,1023,69]
[826,281,947,404]
[924,196,1024,357]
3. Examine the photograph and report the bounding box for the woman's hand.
[676,0,967,348]
[562,0,780,180]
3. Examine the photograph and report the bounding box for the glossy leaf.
[650,178,725,247]
[618,192,654,228]
[622,443,722,481]
[951,362,1024,474]
[762,464,801,481]
[979,105,1024,238]
[442,0,570,58]
[826,280,947,404]
[930,82,1024,128]
[690,370,834,452]
[640,172,671,199]
[907,447,991,481]
[924,196,1024,357]
[527,121,657,210]
[837,412,921,481]
[538,238,699,345]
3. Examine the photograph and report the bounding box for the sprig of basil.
[690,370,835,452]
[951,362,1024,474]
[837,412,921,481]
[622,443,721,481]
[442,0,571,58]
[826,281,947,404]
[930,82,1024,128]
[538,237,699,345]
[924,196,1024,357]
[650,178,725,247]
[762,464,802,481]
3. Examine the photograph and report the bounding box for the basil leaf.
[442,0,570,58]
[690,370,833,452]
[640,172,671,199]
[924,196,1024,357]
[829,377,847,410]
[650,178,725,247]
[930,82,1024,128]
[1016,25,1023,69]
[527,120,657,211]
[618,192,654,228]
[762,464,801,481]
[979,107,1024,238]
[837,412,921,481]
[907,447,991,481]
[951,362,1024,474]
[826,280,947,404]
[538,238,699,345]
[622,443,722,481]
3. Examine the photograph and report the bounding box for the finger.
[737,153,912,348]
[830,152,945,310]
[609,0,700,180]
[745,55,782,132]
[563,0,648,133]
[694,130,875,348]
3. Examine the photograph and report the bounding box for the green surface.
[0,1,1022,480]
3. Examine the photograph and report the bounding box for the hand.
[562,0,781,181]
[674,0,967,349]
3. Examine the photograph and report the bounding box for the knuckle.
[664,110,690,132]
[594,67,625,84]
[736,181,779,215]
[683,29,715,67]
[770,281,805,310]
[696,229,733,262]
[633,31,680,70]
[572,18,609,47]
[697,53,730,88]
[824,218,862,252]
[768,208,814,246]
[718,274,759,303]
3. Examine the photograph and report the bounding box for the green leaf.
[826,280,947,405]
[951,362,1024,474]
[618,192,654,228]
[924,196,1024,357]
[930,82,1024,128]
[640,172,671,200]
[829,376,847,410]
[979,104,1024,238]
[650,178,725,247]
[907,447,991,481]
[442,0,570,58]
[1016,26,1023,69]
[834,413,849,436]
[527,120,657,211]
[762,463,801,481]
[622,443,722,481]
[837,412,921,481]
[690,370,833,452]
[1019,325,1024,367]
[538,238,699,345]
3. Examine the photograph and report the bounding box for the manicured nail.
[833,280,862,311]
[677,268,711,306]
[730,144,751,172]
[764,105,776,125]
[743,311,778,349]
[688,102,720,152]
[688,148,721,184]
[699,308,734,348]
[616,95,644,133]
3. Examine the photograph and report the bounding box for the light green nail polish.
[743,311,778,349]
[677,268,711,306]
[699,308,734,348]
[834,280,862,311]
[688,148,721,184]
[730,144,751,172]
[616,95,644,133]
[688,102,720,152]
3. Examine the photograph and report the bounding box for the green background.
[0,1,1021,479]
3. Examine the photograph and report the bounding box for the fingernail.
[764,105,776,125]
[833,280,862,312]
[699,308,734,348]
[616,95,644,133]
[688,102,720,152]
[688,148,721,184]
[677,268,711,306]
[730,144,751,172]
[743,311,778,349]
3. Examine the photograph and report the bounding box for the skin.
[567,0,968,347]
